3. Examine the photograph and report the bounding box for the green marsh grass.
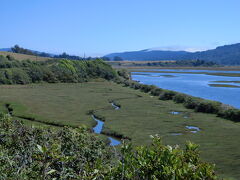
[0,81,240,178]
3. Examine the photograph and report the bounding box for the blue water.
[108,137,121,146]
[111,103,120,110]
[92,115,121,146]
[171,111,181,115]
[92,116,104,134]
[131,70,240,109]
[186,126,200,133]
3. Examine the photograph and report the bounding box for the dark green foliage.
[194,100,221,114]
[0,114,112,179]
[142,59,218,67]
[150,87,163,96]
[54,52,83,60]
[117,69,131,80]
[140,84,153,93]
[159,90,176,100]
[183,97,201,109]
[11,45,35,55]
[0,115,217,179]
[218,108,240,122]
[0,57,117,85]
[173,93,187,103]
[111,137,217,179]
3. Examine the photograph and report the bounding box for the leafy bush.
[110,136,217,179]
[0,115,217,179]
[218,108,240,122]
[150,87,163,96]
[117,69,131,80]
[0,57,117,85]
[183,96,200,109]
[173,93,187,103]
[194,100,221,114]
[159,90,176,100]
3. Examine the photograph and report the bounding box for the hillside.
[106,49,191,61]
[105,43,240,65]
[0,51,52,61]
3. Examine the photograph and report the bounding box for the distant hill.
[185,43,240,65]
[0,48,11,52]
[105,49,191,61]
[105,43,240,65]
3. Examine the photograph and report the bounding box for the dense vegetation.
[0,55,117,84]
[11,45,36,56]
[105,43,240,65]
[117,70,240,122]
[0,114,217,179]
[144,59,218,67]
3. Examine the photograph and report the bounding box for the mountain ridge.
[105,43,240,65]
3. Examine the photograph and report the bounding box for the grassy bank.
[0,81,239,178]
[0,51,52,61]
[209,84,240,88]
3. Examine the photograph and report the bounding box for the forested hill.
[105,43,240,65]
[185,43,240,65]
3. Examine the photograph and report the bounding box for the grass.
[122,65,240,71]
[209,84,240,88]
[0,81,240,179]
[211,81,240,83]
[0,51,52,61]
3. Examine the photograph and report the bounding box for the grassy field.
[211,80,240,83]
[0,51,52,61]
[120,65,240,71]
[0,81,240,179]
[209,84,240,88]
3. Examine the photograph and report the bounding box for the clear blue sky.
[1,0,240,56]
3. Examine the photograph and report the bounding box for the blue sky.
[1,0,240,56]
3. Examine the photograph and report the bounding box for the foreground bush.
[111,136,217,180]
[0,114,217,179]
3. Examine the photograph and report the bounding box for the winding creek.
[131,69,240,109]
[92,102,121,146]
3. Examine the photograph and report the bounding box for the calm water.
[92,103,121,146]
[131,70,240,109]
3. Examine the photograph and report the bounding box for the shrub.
[159,90,176,100]
[150,87,163,96]
[117,69,131,80]
[183,96,200,109]
[110,136,217,179]
[194,100,221,114]
[218,108,240,122]
[173,93,187,103]
[0,115,218,179]
[140,84,153,93]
